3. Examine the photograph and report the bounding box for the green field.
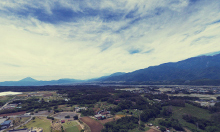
[18,117,51,131]
[144,103,212,132]
[172,103,211,119]
[171,103,212,131]
[65,126,80,132]
[62,121,80,132]
[62,121,78,128]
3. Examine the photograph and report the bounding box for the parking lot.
[54,112,77,119]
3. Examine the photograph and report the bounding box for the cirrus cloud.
[0,0,220,81]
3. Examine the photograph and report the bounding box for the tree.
[13,120,15,130]
[211,112,220,124]
[73,115,78,120]
[206,126,220,132]
[23,125,27,129]
[160,126,166,132]
[65,115,70,118]
[61,126,64,132]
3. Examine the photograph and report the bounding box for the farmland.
[171,103,212,131]
[80,116,103,132]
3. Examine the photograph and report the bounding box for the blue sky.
[0,0,220,81]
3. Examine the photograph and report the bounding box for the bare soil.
[80,116,103,132]
[0,111,26,117]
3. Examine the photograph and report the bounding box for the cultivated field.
[171,103,211,132]
[80,116,103,132]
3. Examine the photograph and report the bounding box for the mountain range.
[101,54,220,82]
[0,77,83,86]
[1,53,220,86]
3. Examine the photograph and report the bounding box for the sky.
[0,0,220,81]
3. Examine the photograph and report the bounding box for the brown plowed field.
[0,111,26,117]
[80,116,103,132]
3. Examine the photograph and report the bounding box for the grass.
[171,103,212,132]
[10,117,31,128]
[171,103,211,119]
[65,126,80,132]
[18,117,51,131]
[115,109,142,118]
[62,121,78,128]
[168,93,220,100]
[0,96,14,103]
[62,121,80,132]
[143,103,212,132]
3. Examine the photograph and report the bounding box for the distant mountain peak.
[19,77,38,82]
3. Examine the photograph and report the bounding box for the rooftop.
[1,120,11,125]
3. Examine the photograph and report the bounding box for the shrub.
[65,115,70,118]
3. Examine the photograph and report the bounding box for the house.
[100,111,110,115]
[1,120,11,128]
[75,107,87,112]
[24,113,31,116]
[95,114,106,120]
[0,118,6,125]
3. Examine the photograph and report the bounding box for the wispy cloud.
[0,0,220,81]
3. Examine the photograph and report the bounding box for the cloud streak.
[0,0,220,81]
